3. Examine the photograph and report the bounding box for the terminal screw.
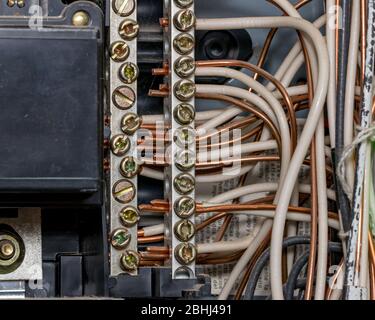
[113,0,135,17]
[120,156,140,178]
[110,134,130,156]
[174,220,195,242]
[174,0,194,9]
[174,126,195,147]
[120,250,140,271]
[119,19,139,40]
[119,62,139,84]
[111,228,131,250]
[110,41,130,62]
[112,179,136,203]
[112,86,136,110]
[173,33,195,55]
[121,113,142,135]
[174,173,195,195]
[174,196,195,218]
[174,79,195,101]
[7,1,15,7]
[119,206,140,227]
[174,243,197,265]
[175,149,195,171]
[174,103,195,125]
[174,9,195,32]
[174,56,195,78]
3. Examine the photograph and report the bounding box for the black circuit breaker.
[0,2,104,205]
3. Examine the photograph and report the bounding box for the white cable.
[197,140,277,162]
[205,182,336,204]
[198,211,339,255]
[343,0,360,190]
[143,224,165,237]
[266,15,326,91]
[314,116,329,299]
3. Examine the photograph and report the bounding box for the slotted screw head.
[174,196,195,218]
[119,206,140,227]
[174,126,195,147]
[174,242,197,265]
[121,113,142,135]
[175,149,195,171]
[110,134,131,156]
[174,79,195,101]
[119,19,139,40]
[120,156,140,178]
[174,56,195,78]
[112,86,136,110]
[174,9,195,32]
[112,179,136,203]
[174,173,195,195]
[119,62,139,84]
[111,228,131,250]
[173,33,195,55]
[7,0,15,7]
[110,41,130,62]
[113,0,135,17]
[174,103,195,125]
[174,220,195,242]
[120,250,140,271]
[174,0,194,9]
[72,11,90,26]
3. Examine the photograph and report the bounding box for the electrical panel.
[0,0,373,303]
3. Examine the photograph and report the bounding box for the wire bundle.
[136,0,375,300]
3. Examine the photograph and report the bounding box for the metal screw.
[112,179,136,203]
[112,86,136,110]
[174,173,195,195]
[174,79,195,101]
[174,56,195,78]
[0,234,21,267]
[174,9,195,32]
[174,0,194,9]
[113,0,135,17]
[0,240,15,260]
[174,103,195,125]
[17,0,25,8]
[173,33,195,55]
[72,11,90,26]
[119,19,139,40]
[7,0,15,7]
[174,126,195,147]
[110,41,130,62]
[120,156,140,178]
[174,220,195,242]
[119,206,140,227]
[111,228,131,250]
[174,196,195,218]
[119,62,139,84]
[121,113,142,135]
[175,149,195,171]
[174,242,197,265]
[110,134,131,156]
[120,250,140,271]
